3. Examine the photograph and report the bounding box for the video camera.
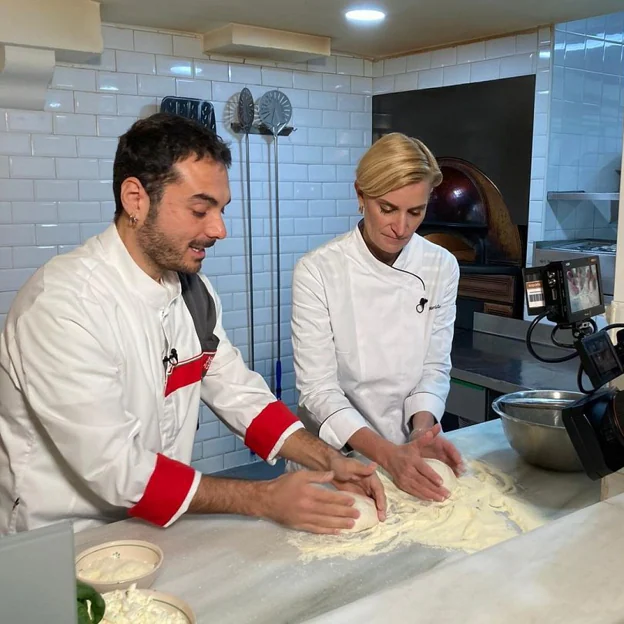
[523,255,604,325]
[522,255,624,480]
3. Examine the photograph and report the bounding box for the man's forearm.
[187,428,366,517]
[276,427,339,470]
[188,475,269,517]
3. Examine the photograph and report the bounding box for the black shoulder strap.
[177,272,220,353]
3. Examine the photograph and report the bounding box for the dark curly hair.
[112,112,232,221]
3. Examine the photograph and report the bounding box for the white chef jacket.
[0,224,301,534]
[291,223,459,449]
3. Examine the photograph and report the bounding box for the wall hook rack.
[230,122,295,137]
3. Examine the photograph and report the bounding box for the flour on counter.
[287,460,546,561]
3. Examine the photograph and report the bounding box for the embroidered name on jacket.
[429,304,442,310]
[164,273,220,397]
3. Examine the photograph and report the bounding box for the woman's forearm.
[347,427,395,468]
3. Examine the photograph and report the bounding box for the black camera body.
[567,328,624,480]
[522,253,624,481]
[575,331,624,390]
[562,389,624,479]
[523,255,604,325]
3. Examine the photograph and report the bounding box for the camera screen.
[567,263,600,313]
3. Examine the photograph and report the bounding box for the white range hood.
[0,0,103,110]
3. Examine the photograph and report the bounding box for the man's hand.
[259,470,360,534]
[276,427,387,521]
[329,456,387,521]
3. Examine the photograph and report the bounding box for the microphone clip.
[163,348,178,368]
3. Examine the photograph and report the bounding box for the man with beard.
[0,113,385,535]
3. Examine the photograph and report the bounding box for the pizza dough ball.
[424,458,458,493]
[341,493,379,533]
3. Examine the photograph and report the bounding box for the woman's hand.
[384,425,452,501]
[413,427,465,477]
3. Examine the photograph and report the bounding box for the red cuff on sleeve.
[129,454,195,526]
[244,401,299,460]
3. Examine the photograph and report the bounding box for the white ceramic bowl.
[76,539,164,594]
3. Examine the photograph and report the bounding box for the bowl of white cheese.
[101,586,195,624]
[76,540,164,595]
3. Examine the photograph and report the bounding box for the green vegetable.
[76,580,106,624]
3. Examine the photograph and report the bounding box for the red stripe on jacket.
[164,352,215,397]
[129,453,195,526]
[245,401,299,460]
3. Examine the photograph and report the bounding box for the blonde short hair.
[356,132,442,198]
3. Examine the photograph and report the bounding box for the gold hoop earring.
[129,214,139,227]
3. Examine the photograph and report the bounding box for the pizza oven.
[420,157,525,329]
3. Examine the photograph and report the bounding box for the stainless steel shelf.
[547,192,620,201]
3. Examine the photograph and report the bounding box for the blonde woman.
[291,133,464,502]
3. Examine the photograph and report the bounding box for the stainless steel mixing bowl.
[491,389,584,472]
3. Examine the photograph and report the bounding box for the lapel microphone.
[416,298,428,313]
[163,348,178,368]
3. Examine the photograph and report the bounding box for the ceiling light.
[345,9,386,23]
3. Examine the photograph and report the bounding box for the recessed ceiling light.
[345,9,386,23]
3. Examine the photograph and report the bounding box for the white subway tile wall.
[0,25,370,472]
[545,12,624,242]
[374,29,552,267]
[3,22,591,468]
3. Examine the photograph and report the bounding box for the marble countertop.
[451,329,581,393]
[74,421,600,624]
[304,492,624,624]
